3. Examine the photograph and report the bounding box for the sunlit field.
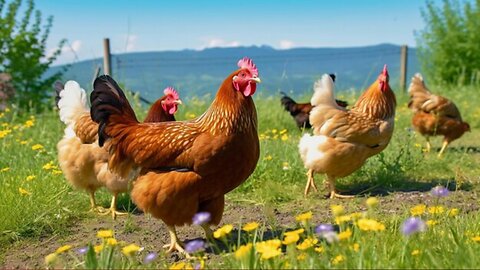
[1,85,480,269]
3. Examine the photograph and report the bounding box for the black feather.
[53,81,64,108]
[90,75,138,146]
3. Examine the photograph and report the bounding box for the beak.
[249,75,261,83]
[174,99,183,105]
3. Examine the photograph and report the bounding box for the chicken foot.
[438,140,449,157]
[327,176,354,199]
[304,169,318,196]
[88,191,107,213]
[99,193,128,220]
[201,224,214,241]
[163,225,191,258]
[425,137,431,153]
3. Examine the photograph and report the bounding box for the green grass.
[1,84,480,268]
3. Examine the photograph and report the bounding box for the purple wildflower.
[76,247,88,255]
[401,217,426,236]
[143,252,158,264]
[185,239,205,254]
[431,186,449,197]
[315,224,334,235]
[192,212,211,225]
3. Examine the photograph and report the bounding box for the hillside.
[46,44,418,101]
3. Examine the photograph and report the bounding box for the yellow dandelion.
[296,237,318,250]
[426,220,438,226]
[356,218,386,231]
[242,222,259,232]
[338,229,352,241]
[1,167,10,172]
[51,170,63,175]
[414,143,421,148]
[411,249,421,256]
[284,228,305,236]
[281,134,289,141]
[44,253,57,265]
[97,229,114,238]
[4,108,9,112]
[94,244,103,253]
[213,224,233,239]
[428,206,445,215]
[314,246,324,253]
[282,233,300,245]
[366,197,379,208]
[0,129,12,138]
[447,208,459,217]
[42,162,58,170]
[263,155,273,161]
[20,140,27,145]
[26,175,36,181]
[255,239,282,260]
[330,204,344,216]
[19,187,31,196]
[272,129,278,134]
[122,244,141,256]
[0,113,3,118]
[335,215,352,224]
[24,120,34,127]
[259,247,281,260]
[31,144,44,150]
[295,211,313,222]
[471,236,480,242]
[332,255,345,265]
[410,204,426,216]
[279,129,288,135]
[234,243,253,260]
[106,238,118,246]
[352,243,360,252]
[296,253,306,261]
[55,245,72,254]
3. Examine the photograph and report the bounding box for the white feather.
[310,74,340,108]
[57,80,89,126]
[298,134,327,169]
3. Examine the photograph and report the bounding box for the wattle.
[242,82,256,97]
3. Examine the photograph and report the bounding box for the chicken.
[299,65,396,198]
[280,74,348,129]
[55,81,181,219]
[89,57,260,256]
[408,73,470,156]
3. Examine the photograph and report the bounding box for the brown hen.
[89,57,261,256]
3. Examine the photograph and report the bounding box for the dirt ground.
[2,189,478,269]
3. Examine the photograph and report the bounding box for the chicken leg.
[425,137,431,153]
[327,176,354,199]
[304,169,318,196]
[201,224,214,242]
[88,191,107,213]
[99,193,128,220]
[438,140,449,157]
[163,225,191,258]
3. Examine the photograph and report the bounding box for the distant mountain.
[46,44,418,101]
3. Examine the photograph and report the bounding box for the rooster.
[299,65,396,198]
[280,74,348,129]
[56,81,181,219]
[408,73,470,156]
[90,57,260,256]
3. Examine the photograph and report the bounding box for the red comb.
[237,57,258,76]
[163,87,179,100]
[382,64,388,76]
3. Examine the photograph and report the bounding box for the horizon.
[32,0,444,65]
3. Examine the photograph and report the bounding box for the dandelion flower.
[26,175,36,181]
[428,206,445,215]
[338,229,352,241]
[356,218,385,231]
[19,187,31,196]
[282,233,300,245]
[296,253,306,261]
[272,129,278,134]
[234,243,253,259]
[122,244,141,256]
[185,240,205,254]
[213,224,233,239]
[20,140,28,145]
[31,144,44,150]
[42,162,58,170]
[431,186,449,197]
[242,222,259,232]
[410,204,426,216]
[295,211,313,222]
[314,246,324,253]
[330,205,344,216]
[352,243,360,252]
[258,246,281,260]
[335,215,352,224]
[1,167,10,172]
[426,220,438,226]
[106,238,118,246]
[401,217,426,236]
[471,236,480,242]
[24,120,34,127]
[281,134,289,141]
[51,170,63,175]
[447,208,459,217]
[192,212,211,225]
[94,244,103,253]
[263,155,272,161]
[170,262,188,270]
[366,197,379,208]
[97,229,114,238]
[411,249,421,256]
[332,255,344,265]
[44,253,57,265]
[296,237,318,250]
[280,129,288,135]
[55,244,72,254]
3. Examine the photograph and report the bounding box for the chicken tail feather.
[56,80,89,126]
[90,75,139,146]
[311,74,340,108]
[408,73,432,111]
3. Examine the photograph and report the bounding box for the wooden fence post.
[103,38,112,76]
[400,45,408,92]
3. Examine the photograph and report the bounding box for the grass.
[0,83,480,268]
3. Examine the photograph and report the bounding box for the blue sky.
[33,0,441,65]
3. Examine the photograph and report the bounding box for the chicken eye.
[241,73,246,78]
